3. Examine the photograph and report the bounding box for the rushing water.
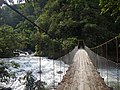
[98,68,120,90]
[1,56,69,90]
[1,49,120,90]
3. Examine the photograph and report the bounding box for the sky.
[0,0,25,7]
[6,0,25,4]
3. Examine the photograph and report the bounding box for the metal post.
[39,57,42,81]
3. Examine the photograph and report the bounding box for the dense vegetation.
[99,0,120,22]
[0,0,120,89]
[0,0,120,58]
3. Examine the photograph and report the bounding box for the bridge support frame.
[78,40,85,49]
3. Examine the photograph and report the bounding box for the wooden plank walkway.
[56,49,110,90]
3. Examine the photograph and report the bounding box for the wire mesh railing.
[58,46,78,65]
[85,37,120,90]
[1,1,120,89]
[51,46,78,88]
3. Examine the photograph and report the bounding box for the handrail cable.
[90,35,119,49]
[89,35,119,89]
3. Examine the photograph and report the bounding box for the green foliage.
[34,32,55,58]
[0,0,49,56]
[23,71,47,90]
[0,25,24,57]
[34,80,47,90]
[0,0,120,58]
[36,0,118,48]
[1,5,23,27]
[62,37,77,50]
[24,71,35,90]
[35,44,41,56]
[99,0,120,22]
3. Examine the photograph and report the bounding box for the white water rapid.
[1,56,69,90]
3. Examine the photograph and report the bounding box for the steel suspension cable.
[115,37,119,90]
[57,45,62,82]
[59,46,62,81]
[94,49,97,67]
[63,49,67,75]
[100,46,103,76]
[39,38,42,83]
[68,48,71,65]
[3,1,52,38]
[39,57,42,81]
[63,56,65,75]
[96,48,99,70]
[91,36,119,50]
[91,36,119,89]
[52,41,55,89]
[105,43,109,85]
[59,57,62,82]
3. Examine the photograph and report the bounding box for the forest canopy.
[0,0,120,58]
[99,0,120,22]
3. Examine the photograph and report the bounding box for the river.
[1,56,69,90]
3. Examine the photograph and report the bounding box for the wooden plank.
[56,49,110,90]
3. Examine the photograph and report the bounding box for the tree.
[23,71,47,90]
[99,0,120,22]
[0,25,24,57]
[1,0,120,58]
[1,5,23,27]
[24,71,35,90]
[34,80,47,90]
[35,0,117,48]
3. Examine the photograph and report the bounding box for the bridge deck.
[57,49,110,90]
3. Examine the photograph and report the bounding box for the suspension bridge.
[57,49,110,90]
[52,37,120,90]
[0,1,119,90]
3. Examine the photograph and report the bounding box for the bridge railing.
[85,37,120,90]
[58,46,78,65]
